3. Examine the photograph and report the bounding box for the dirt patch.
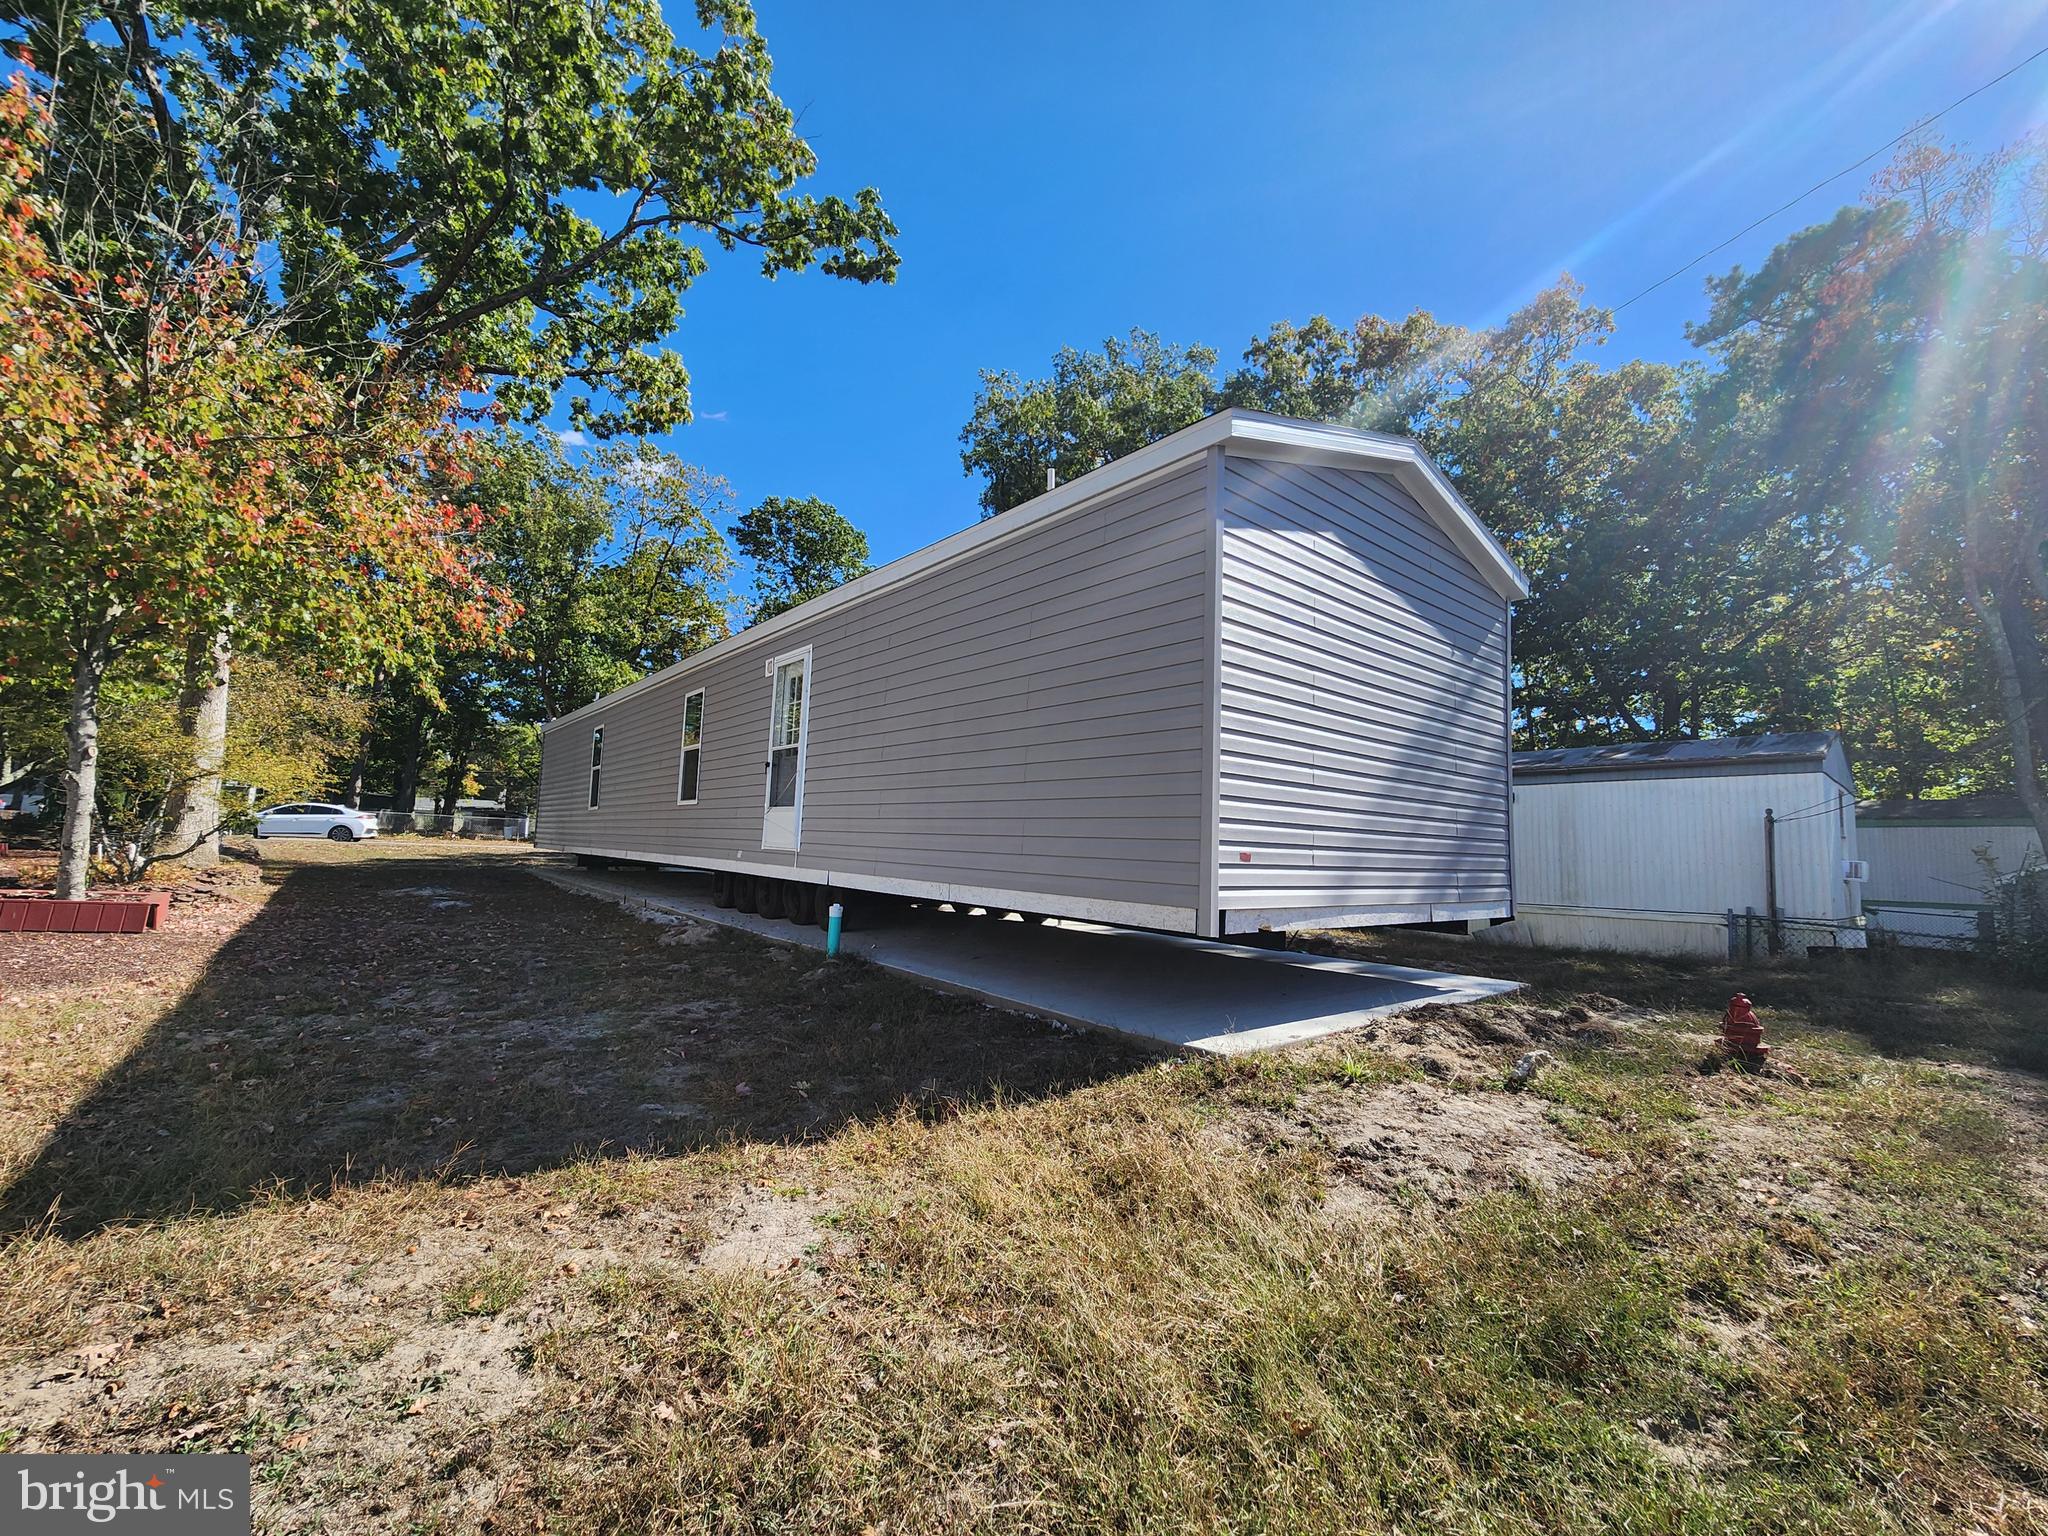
[1,1300,544,1536]
[695,1185,834,1277]
[1247,1079,1603,1216]
[0,843,1141,1241]
[1303,995,1628,1087]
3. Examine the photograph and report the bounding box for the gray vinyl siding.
[1215,457,1513,920]
[537,464,1214,923]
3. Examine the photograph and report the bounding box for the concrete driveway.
[539,866,1520,1055]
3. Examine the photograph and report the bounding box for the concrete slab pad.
[537,867,1521,1055]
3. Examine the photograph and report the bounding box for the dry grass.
[2,840,2044,1533]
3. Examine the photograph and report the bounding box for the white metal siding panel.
[1491,909,1733,960]
[1479,767,1861,956]
[1215,458,1513,920]
[1856,821,2041,905]
[536,466,1213,923]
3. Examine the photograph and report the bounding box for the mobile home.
[1480,733,1864,958]
[1856,795,2042,946]
[536,410,1529,939]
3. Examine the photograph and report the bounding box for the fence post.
[1726,908,1738,962]
[1743,906,1756,961]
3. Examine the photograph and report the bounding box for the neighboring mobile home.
[1856,795,2043,946]
[535,409,1529,939]
[1479,733,1865,959]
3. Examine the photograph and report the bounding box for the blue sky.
[641,0,2048,567]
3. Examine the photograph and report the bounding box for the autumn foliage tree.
[4,0,895,858]
[0,85,513,895]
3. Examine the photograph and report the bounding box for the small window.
[677,689,705,804]
[588,726,604,809]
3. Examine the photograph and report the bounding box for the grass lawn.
[1,840,2043,1534]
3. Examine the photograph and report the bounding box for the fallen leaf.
[73,1338,126,1373]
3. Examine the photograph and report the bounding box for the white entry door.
[762,650,810,850]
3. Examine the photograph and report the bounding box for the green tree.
[1362,284,1851,746]
[6,0,896,868]
[91,657,371,877]
[732,497,871,623]
[590,446,735,676]
[1830,577,2010,800]
[9,0,898,436]
[1220,316,1362,419]
[353,436,733,812]
[960,330,1219,516]
[1688,139,2048,844]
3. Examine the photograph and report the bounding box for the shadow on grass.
[1308,927,2048,1074]
[2,849,1151,1238]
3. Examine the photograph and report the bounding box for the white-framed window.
[767,654,807,811]
[676,688,705,804]
[588,726,604,809]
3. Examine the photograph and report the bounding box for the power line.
[1768,792,1844,824]
[1611,39,2048,314]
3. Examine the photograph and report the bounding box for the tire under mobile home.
[536,409,1530,940]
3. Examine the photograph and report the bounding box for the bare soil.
[2,840,2043,1535]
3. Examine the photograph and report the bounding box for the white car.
[254,802,380,842]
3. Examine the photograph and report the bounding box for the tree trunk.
[1999,588,2048,770]
[391,703,429,814]
[436,730,474,818]
[55,632,114,899]
[340,665,386,808]
[158,629,232,868]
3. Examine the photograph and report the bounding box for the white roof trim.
[1212,412,1530,601]
[543,410,1529,734]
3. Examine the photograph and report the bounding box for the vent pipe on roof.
[1046,465,1057,492]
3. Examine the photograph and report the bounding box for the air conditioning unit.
[1841,859,1870,883]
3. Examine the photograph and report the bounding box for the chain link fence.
[1862,904,1991,956]
[374,811,532,840]
[1725,910,1870,962]
[1729,858,2047,979]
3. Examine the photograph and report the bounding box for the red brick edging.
[0,893,171,933]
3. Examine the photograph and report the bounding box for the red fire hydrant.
[1721,993,1770,1063]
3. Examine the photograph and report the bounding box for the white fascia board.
[543,410,1525,734]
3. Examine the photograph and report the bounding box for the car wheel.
[327,826,355,843]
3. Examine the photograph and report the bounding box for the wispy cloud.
[554,428,589,447]
[701,410,729,423]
